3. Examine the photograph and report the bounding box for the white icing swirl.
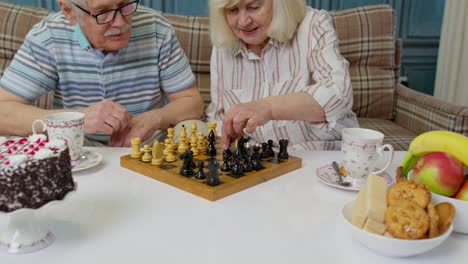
[34,148,55,159]
[28,134,47,143]
[45,139,67,150]
[6,155,28,168]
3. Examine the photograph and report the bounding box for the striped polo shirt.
[0,6,195,142]
[206,8,359,150]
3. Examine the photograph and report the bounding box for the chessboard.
[120,126,302,201]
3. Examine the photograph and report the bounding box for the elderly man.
[0,0,204,147]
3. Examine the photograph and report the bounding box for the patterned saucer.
[72,150,102,172]
[315,162,393,191]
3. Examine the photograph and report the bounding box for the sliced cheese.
[351,185,367,228]
[363,218,386,235]
[365,174,387,223]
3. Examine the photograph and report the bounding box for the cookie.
[435,202,456,234]
[387,180,431,209]
[427,203,440,238]
[385,202,429,239]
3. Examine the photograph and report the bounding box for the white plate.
[72,150,102,172]
[315,162,393,191]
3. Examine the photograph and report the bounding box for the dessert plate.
[0,185,76,254]
[316,162,393,191]
[72,150,102,172]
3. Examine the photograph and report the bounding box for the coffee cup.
[32,112,85,166]
[341,128,394,184]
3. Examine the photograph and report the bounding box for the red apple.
[412,152,464,197]
[455,180,468,201]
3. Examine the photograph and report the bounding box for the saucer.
[315,162,393,191]
[72,150,102,172]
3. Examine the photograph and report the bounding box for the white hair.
[209,0,307,49]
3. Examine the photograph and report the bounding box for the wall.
[3,0,445,95]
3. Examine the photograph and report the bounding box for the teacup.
[32,112,85,166]
[341,128,394,184]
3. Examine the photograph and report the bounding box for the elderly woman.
[206,0,358,150]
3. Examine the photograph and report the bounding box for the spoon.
[331,161,351,187]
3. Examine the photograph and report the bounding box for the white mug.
[341,128,394,184]
[32,112,85,166]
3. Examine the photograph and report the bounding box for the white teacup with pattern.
[32,112,85,166]
[341,128,394,184]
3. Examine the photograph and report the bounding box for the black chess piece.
[237,136,247,156]
[179,150,194,177]
[220,150,232,172]
[206,130,217,157]
[261,142,269,159]
[267,139,275,157]
[243,155,253,172]
[230,155,245,177]
[278,139,289,160]
[251,145,264,170]
[194,160,206,179]
[206,160,221,186]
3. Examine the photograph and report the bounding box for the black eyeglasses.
[72,0,139,25]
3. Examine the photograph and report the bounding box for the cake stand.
[0,185,76,254]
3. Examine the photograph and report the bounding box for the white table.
[2,148,467,263]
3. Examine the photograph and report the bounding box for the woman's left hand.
[221,100,273,149]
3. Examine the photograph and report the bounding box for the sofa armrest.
[394,84,468,136]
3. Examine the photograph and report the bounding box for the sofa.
[1,2,467,150]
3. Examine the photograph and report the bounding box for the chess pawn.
[130,137,142,159]
[194,160,206,180]
[190,136,199,156]
[220,150,231,172]
[190,120,198,144]
[197,132,205,155]
[165,143,176,163]
[267,139,275,157]
[178,137,188,154]
[141,144,152,163]
[163,138,170,156]
[167,127,176,151]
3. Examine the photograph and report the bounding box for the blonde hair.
[209,0,307,49]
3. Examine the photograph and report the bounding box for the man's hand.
[80,100,132,135]
[109,111,161,147]
[221,100,273,149]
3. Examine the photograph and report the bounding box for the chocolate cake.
[0,134,75,212]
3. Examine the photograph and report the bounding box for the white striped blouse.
[206,7,359,150]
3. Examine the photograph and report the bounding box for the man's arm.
[0,87,132,137]
[0,88,61,136]
[109,82,204,147]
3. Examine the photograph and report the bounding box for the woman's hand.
[221,99,273,149]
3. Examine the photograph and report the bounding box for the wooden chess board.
[120,144,302,201]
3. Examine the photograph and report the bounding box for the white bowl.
[431,192,468,234]
[406,170,468,234]
[342,200,453,258]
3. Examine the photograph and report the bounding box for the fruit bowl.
[342,200,453,258]
[407,170,468,234]
[431,192,468,234]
